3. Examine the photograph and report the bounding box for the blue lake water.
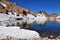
[27,22,60,36]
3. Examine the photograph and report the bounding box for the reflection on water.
[27,20,60,38]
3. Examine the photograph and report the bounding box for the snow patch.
[0,27,40,39]
[56,16,60,19]
[27,14,36,24]
[36,14,48,25]
[0,2,7,7]
[0,14,9,21]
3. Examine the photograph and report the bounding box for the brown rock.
[0,0,37,16]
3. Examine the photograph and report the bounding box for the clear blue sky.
[8,0,60,14]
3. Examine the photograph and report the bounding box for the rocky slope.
[0,0,37,17]
[0,0,60,21]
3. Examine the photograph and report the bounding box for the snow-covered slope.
[0,27,40,39]
[0,13,15,26]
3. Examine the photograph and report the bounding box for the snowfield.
[0,27,40,39]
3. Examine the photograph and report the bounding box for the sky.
[8,0,60,14]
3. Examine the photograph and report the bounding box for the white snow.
[56,15,60,19]
[0,13,16,26]
[8,12,19,18]
[0,14,9,21]
[0,27,40,39]
[0,2,7,7]
[27,14,36,24]
[36,13,48,25]
[0,12,26,26]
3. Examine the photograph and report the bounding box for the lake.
[27,21,60,37]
